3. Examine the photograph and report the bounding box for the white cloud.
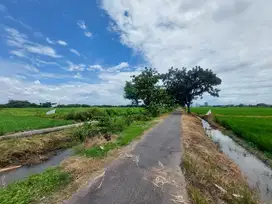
[73,73,82,79]
[25,44,61,58]
[10,50,26,58]
[88,64,104,71]
[107,62,129,72]
[57,40,68,46]
[15,75,27,80]
[46,37,54,44]
[77,20,87,30]
[0,59,69,80]
[84,31,92,38]
[5,27,61,58]
[65,61,85,72]
[35,59,61,67]
[101,0,272,105]
[0,75,130,105]
[69,48,80,56]
[34,80,41,84]
[0,60,40,79]
[77,20,93,38]
[5,16,32,30]
[0,4,7,12]
[24,65,39,73]
[87,62,129,72]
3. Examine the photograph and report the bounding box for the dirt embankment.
[0,130,78,168]
[181,114,259,204]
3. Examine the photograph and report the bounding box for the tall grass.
[0,168,71,204]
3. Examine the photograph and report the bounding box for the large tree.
[124,67,161,106]
[163,66,222,113]
[123,81,139,106]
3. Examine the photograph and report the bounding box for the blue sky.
[0,0,146,105]
[0,0,272,105]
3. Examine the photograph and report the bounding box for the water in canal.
[0,148,74,186]
[202,119,272,202]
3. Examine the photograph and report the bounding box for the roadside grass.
[181,114,258,204]
[76,120,156,157]
[0,114,73,135]
[0,129,78,168]
[215,116,272,153]
[191,107,272,116]
[0,115,163,204]
[0,167,71,204]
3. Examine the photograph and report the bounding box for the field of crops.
[0,107,145,135]
[191,107,272,153]
[191,107,272,116]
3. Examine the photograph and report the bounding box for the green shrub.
[0,127,4,136]
[72,123,98,141]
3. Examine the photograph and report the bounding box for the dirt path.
[65,112,188,204]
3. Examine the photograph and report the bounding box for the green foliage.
[0,168,71,204]
[146,102,161,117]
[5,100,39,108]
[0,107,146,134]
[163,66,221,113]
[124,67,176,115]
[77,120,155,157]
[72,123,99,142]
[72,109,152,142]
[124,81,139,105]
[124,67,162,106]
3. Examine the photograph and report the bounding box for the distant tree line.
[0,100,54,108]
[0,100,145,108]
[204,103,272,108]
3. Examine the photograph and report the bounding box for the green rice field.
[191,107,272,116]
[0,107,144,135]
[191,107,272,153]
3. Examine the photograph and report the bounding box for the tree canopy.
[124,66,222,113]
[123,81,139,106]
[124,67,161,106]
[162,66,222,113]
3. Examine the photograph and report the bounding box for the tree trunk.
[187,103,191,113]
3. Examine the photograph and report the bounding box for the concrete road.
[66,112,187,204]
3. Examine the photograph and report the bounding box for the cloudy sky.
[0,0,271,105]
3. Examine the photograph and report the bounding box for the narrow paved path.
[66,112,187,204]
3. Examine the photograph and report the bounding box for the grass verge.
[0,167,71,204]
[0,129,79,168]
[0,116,163,204]
[76,120,156,157]
[181,114,259,204]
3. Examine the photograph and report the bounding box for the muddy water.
[201,119,272,202]
[0,149,74,186]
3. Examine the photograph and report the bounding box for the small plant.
[72,124,98,142]
[0,128,4,136]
